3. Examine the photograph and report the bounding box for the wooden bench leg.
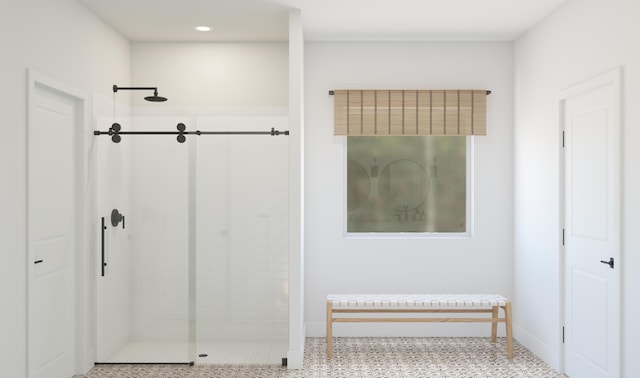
[491,306,498,342]
[504,301,513,359]
[326,301,333,358]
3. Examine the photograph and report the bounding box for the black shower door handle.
[101,217,107,276]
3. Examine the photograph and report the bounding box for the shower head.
[144,89,167,102]
[113,85,168,102]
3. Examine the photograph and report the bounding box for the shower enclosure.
[95,115,289,365]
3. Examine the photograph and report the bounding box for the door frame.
[26,69,89,376]
[558,67,621,375]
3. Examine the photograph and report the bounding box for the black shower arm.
[113,85,158,93]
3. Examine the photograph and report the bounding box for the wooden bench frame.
[326,295,513,359]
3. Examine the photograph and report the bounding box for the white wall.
[131,42,288,109]
[0,0,130,376]
[513,0,640,375]
[304,42,514,336]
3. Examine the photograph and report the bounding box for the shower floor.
[101,341,287,365]
[196,341,288,364]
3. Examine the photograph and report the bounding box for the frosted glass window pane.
[347,136,466,233]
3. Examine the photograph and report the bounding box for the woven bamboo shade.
[333,89,487,136]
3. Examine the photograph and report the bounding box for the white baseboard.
[513,323,561,372]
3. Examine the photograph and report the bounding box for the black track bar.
[93,123,289,143]
[93,131,287,135]
[196,131,287,135]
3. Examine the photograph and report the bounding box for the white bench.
[326,294,513,359]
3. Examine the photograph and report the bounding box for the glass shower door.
[193,116,289,365]
[96,116,195,364]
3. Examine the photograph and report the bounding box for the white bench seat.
[326,294,513,359]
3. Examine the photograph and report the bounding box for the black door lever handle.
[600,257,614,269]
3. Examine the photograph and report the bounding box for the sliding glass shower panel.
[96,116,194,363]
[193,116,289,364]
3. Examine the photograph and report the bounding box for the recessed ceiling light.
[195,26,211,32]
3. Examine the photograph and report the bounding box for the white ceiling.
[79,0,568,42]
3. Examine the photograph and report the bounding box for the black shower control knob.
[111,122,121,132]
[177,123,186,132]
[177,134,186,143]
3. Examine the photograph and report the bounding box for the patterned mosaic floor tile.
[75,337,566,378]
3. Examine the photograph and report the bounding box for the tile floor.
[75,337,566,377]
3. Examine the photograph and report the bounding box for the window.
[347,136,468,234]
[333,89,487,235]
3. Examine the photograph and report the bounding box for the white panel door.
[563,70,620,378]
[28,84,77,378]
